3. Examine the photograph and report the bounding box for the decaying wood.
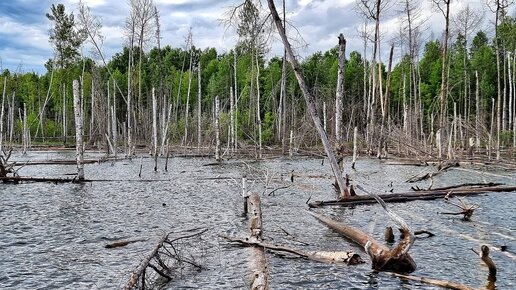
[308,185,516,208]
[105,238,147,249]
[307,210,416,273]
[406,162,459,183]
[472,245,497,279]
[247,193,269,290]
[440,193,479,221]
[412,182,503,192]
[392,273,477,290]
[123,228,208,290]
[221,235,364,265]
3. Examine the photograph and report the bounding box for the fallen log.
[105,238,147,249]
[221,235,364,265]
[308,186,516,208]
[307,210,416,273]
[247,193,269,290]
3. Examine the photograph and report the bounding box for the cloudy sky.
[0,0,501,74]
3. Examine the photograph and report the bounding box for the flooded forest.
[0,0,515,289]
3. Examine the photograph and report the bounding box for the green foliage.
[46,4,85,69]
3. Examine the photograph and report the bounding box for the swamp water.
[0,151,515,289]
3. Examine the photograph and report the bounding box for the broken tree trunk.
[267,0,348,199]
[308,210,416,273]
[72,80,84,180]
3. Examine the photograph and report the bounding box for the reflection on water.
[0,152,515,289]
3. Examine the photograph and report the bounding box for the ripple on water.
[1,155,515,289]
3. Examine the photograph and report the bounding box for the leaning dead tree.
[266,0,349,199]
[123,229,208,290]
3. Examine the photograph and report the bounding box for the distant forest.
[1,0,515,159]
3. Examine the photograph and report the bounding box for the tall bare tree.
[487,0,513,160]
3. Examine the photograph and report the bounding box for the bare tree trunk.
[475,70,480,149]
[0,77,6,151]
[197,61,202,150]
[183,49,194,146]
[9,92,14,143]
[335,33,346,143]
[234,51,238,152]
[256,53,262,159]
[267,0,348,198]
[230,87,235,154]
[22,104,28,154]
[63,84,67,145]
[90,77,95,145]
[152,87,158,171]
[215,95,220,161]
[73,80,84,180]
[323,101,327,133]
[352,126,358,169]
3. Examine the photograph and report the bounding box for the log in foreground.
[247,193,269,290]
[308,185,516,208]
[307,210,416,273]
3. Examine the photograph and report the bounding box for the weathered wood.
[392,273,477,290]
[221,235,364,265]
[72,80,84,180]
[105,238,147,249]
[247,193,268,290]
[307,210,416,273]
[308,186,516,208]
[123,234,168,290]
[267,0,348,199]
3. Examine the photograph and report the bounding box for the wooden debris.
[308,210,416,273]
[104,238,147,249]
[440,193,479,221]
[123,229,208,290]
[308,185,516,208]
[221,235,364,265]
[392,273,477,290]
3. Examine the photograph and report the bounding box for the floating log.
[308,186,516,208]
[105,238,147,249]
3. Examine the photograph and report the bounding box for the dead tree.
[72,80,85,180]
[309,184,416,273]
[335,33,346,143]
[267,0,349,199]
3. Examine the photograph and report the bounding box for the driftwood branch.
[392,273,477,290]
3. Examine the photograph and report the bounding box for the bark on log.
[221,235,364,265]
[123,234,168,290]
[247,193,268,290]
[307,210,416,273]
[308,186,516,208]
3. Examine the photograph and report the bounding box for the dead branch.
[392,273,477,290]
[440,193,479,221]
[123,228,208,290]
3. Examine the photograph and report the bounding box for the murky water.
[1,151,515,289]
